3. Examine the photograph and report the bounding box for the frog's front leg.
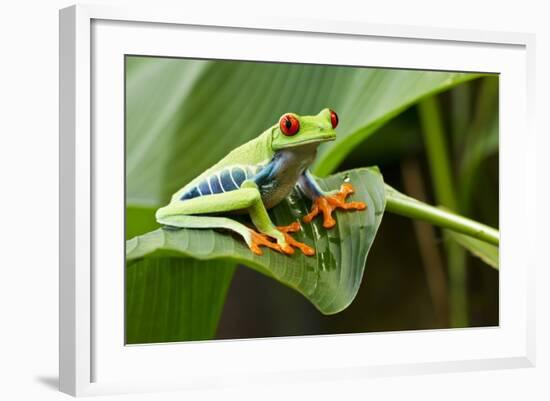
[156,182,314,256]
[298,170,367,229]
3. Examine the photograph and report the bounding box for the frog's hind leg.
[156,184,314,256]
[158,211,284,256]
[156,214,255,249]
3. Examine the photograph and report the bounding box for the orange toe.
[303,183,366,229]
[278,222,315,256]
[249,230,282,256]
[248,222,315,257]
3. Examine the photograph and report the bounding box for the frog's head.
[271,108,338,151]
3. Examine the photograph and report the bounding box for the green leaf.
[458,76,499,212]
[446,231,499,269]
[126,258,236,344]
[127,168,386,320]
[125,56,480,211]
[344,109,423,166]
[312,72,481,176]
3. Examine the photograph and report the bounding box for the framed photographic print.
[59,4,535,396]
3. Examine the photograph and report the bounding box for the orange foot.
[303,183,367,229]
[249,221,315,256]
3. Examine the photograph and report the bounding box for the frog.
[155,108,366,256]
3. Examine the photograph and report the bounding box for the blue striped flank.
[209,175,224,194]
[180,165,261,201]
[220,169,238,191]
[231,167,247,187]
[198,180,212,196]
[180,186,199,200]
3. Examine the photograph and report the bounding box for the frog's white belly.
[258,167,303,209]
[258,147,316,209]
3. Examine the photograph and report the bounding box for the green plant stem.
[418,97,458,210]
[385,185,499,246]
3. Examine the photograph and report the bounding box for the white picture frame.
[59,4,536,397]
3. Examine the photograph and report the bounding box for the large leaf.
[126,258,235,344]
[125,56,480,210]
[127,168,385,319]
[312,72,481,175]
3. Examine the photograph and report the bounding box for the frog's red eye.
[330,109,339,129]
[279,114,300,136]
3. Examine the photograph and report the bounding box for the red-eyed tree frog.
[156,108,366,256]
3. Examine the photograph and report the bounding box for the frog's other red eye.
[279,114,300,136]
[330,110,339,129]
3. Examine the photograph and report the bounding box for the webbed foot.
[303,183,367,229]
[248,221,315,256]
[277,222,315,256]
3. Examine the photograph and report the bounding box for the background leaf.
[126,258,235,344]
[126,56,480,213]
[446,231,499,269]
[127,168,385,328]
[457,76,499,214]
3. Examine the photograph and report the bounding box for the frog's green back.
[169,127,275,202]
